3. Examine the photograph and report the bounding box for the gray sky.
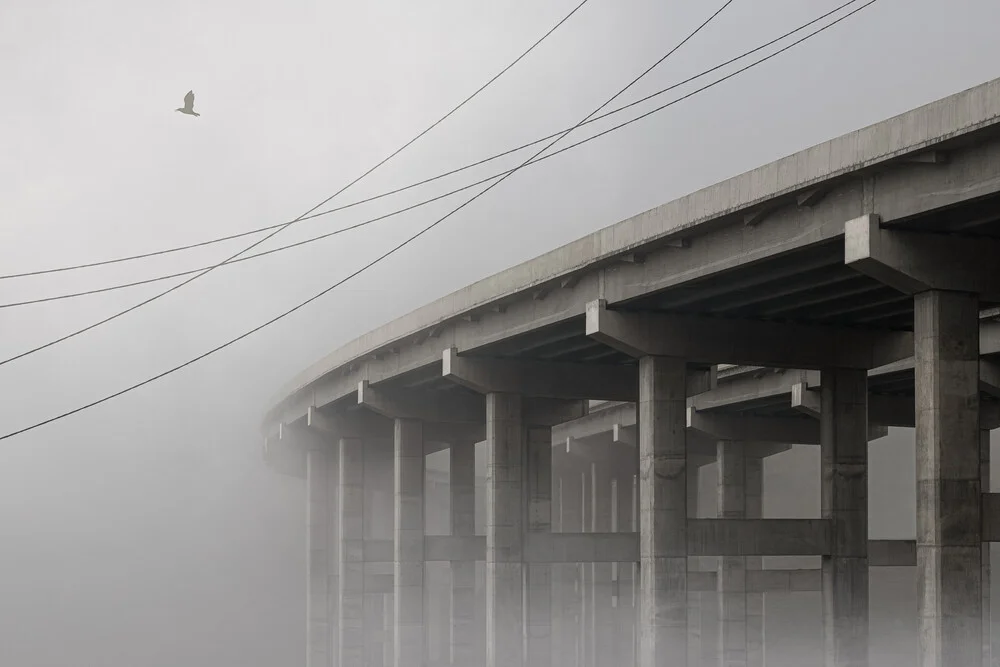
[1,0,998,664]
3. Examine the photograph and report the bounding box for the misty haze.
[3,1,1000,667]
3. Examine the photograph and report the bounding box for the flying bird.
[175,90,200,117]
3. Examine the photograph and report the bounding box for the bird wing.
[184,90,195,109]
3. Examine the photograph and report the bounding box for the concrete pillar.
[717,442,748,667]
[983,428,994,667]
[745,457,765,667]
[450,442,478,667]
[637,355,688,667]
[591,458,614,667]
[394,419,425,667]
[486,392,524,667]
[689,465,703,667]
[526,426,552,667]
[914,290,982,667]
[578,468,588,667]
[556,457,585,667]
[308,445,337,667]
[821,367,869,667]
[339,437,366,667]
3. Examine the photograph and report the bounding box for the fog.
[1,0,999,665]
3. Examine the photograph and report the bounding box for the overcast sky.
[1,0,999,665]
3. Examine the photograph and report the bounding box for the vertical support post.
[914,290,982,667]
[821,367,869,667]
[526,426,553,667]
[307,445,337,667]
[394,419,425,667]
[717,441,748,667]
[451,442,478,667]
[637,355,689,667]
[984,428,993,667]
[592,456,614,667]
[745,457,765,667]
[486,392,525,667]
[688,465,703,667]
[339,437,366,667]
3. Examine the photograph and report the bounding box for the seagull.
[175,90,200,117]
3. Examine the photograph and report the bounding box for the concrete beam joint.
[586,299,912,370]
[845,213,1000,300]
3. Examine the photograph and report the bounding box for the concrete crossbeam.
[361,533,1000,564]
[524,532,638,563]
[444,347,635,401]
[982,359,1000,398]
[845,214,1000,300]
[868,539,916,566]
[982,493,1000,543]
[358,380,485,423]
[307,404,394,438]
[686,519,831,557]
[586,298,912,370]
[442,347,710,401]
[687,408,820,445]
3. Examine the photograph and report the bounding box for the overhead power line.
[0,0,594,368]
[0,0,880,441]
[2,0,870,311]
[0,0,865,283]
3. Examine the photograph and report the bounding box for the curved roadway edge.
[262,76,1000,433]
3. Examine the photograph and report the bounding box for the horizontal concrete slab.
[687,519,831,557]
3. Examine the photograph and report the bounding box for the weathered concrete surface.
[485,392,524,667]
[717,442,748,667]
[339,437,366,667]
[915,291,982,667]
[637,356,688,667]
[449,443,478,667]
[393,419,424,667]
[821,368,869,667]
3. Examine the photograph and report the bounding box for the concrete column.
[984,428,993,667]
[915,290,982,667]
[689,465,703,667]
[637,355,688,667]
[591,458,614,667]
[578,468,588,667]
[394,419,425,667]
[557,457,585,667]
[486,392,524,667]
[308,445,337,667]
[450,442,478,667]
[821,367,869,667]
[717,442,747,667]
[745,457,765,667]
[526,427,552,667]
[339,437,366,667]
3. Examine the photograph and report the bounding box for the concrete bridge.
[261,76,1000,667]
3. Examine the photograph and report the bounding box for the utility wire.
[0,0,866,283]
[0,0,880,441]
[1,0,869,311]
[0,0,593,368]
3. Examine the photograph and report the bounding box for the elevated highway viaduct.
[262,77,1000,667]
